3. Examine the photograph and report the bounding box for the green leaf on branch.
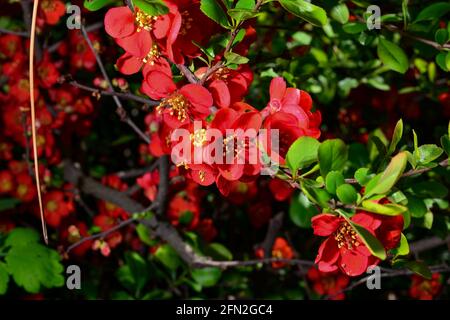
[391,233,409,257]
[414,2,450,23]
[354,168,371,186]
[441,134,450,157]
[278,0,328,27]
[361,200,406,216]
[435,29,449,45]
[342,22,366,34]
[83,0,115,11]
[318,139,348,178]
[224,52,249,65]
[325,171,345,194]
[388,119,403,155]
[227,8,260,21]
[289,192,319,228]
[364,152,408,198]
[336,184,358,204]
[350,221,386,260]
[435,52,450,72]
[377,38,409,74]
[406,196,427,218]
[134,0,169,16]
[154,244,182,271]
[205,243,233,261]
[405,261,432,279]
[416,144,443,165]
[200,0,230,27]
[286,136,320,177]
[191,267,221,287]
[330,4,349,24]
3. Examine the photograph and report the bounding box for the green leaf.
[154,244,182,271]
[354,168,371,186]
[5,228,40,247]
[318,139,348,177]
[0,198,21,212]
[224,52,249,65]
[330,4,349,24]
[205,243,233,261]
[200,0,230,27]
[83,0,115,11]
[377,38,409,74]
[5,243,64,293]
[124,252,149,294]
[0,262,9,295]
[286,136,320,176]
[407,196,427,218]
[289,192,319,228]
[446,52,450,71]
[136,224,154,246]
[391,233,409,256]
[411,181,448,199]
[417,144,443,164]
[191,267,222,287]
[388,119,403,155]
[342,22,366,34]
[134,0,169,16]
[414,2,450,23]
[405,261,432,279]
[436,52,449,72]
[435,29,449,45]
[421,211,434,229]
[364,152,408,198]
[361,200,406,216]
[336,184,358,204]
[441,134,450,156]
[350,221,386,260]
[325,171,345,194]
[278,0,328,27]
[227,8,260,21]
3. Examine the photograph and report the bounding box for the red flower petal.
[142,71,176,100]
[316,237,339,272]
[104,7,135,39]
[180,84,213,113]
[232,111,262,131]
[209,79,231,108]
[311,214,341,236]
[116,31,152,58]
[116,52,143,75]
[339,247,369,276]
[269,77,286,101]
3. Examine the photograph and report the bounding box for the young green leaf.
[354,168,371,186]
[417,144,443,164]
[330,4,349,24]
[84,0,116,11]
[377,38,409,74]
[391,233,409,256]
[134,0,169,16]
[361,200,406,216]
[364,152,408,198]
[325,171,345,194]
[200,0,230,27]
[286,136,320,176]
[191,267,222,287]
[154,244,182,271]
[404,261,432,279]
[318,139,348,177]
[224,51,249,65]
[350,222,386,260]
[289,192,319,228]
[205,243,233,261]
[278,0,328,27]
[336,184,358,204]
[388,119,403,155]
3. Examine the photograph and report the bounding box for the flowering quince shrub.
[0,0,449,300]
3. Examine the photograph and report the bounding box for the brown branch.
[324,264,450,300]
[410,236,450,254]
[64,77,159,106]
[176,64,199,84]
[385,24,450,50]
[66,217,136,254]
[114,162,159,179]
[345,158,449,184]
[80,24,151,144]
[260,212,284,257]
[0,27,29,37]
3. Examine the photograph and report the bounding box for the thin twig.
[0,27,29,37]
[66,217,136,254]
[80,24,151,144]
[176,64,199,84]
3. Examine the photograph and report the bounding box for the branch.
[64,77,159,106]
[114,162,159,179]
[410,236,450,254]
[324,264,450,300]
[176,64,200,84]
[80,24,151,144]
[0,27,29,37]
[385,24,450,50]
[345,158,449,184]
[66,217,136,254]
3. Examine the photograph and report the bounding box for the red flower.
[14,173,36,202]
[0,35,22,59]
[307,267,350,300]
[39,0,66,25]
[43,190,74,228]
[137,171,160,201]
[409,273,442,300]
[271,237,294,268]
[61,223,92,257]
[312,213,380,276]
[0,170,14,194]
[269,178,293,201]
[93,214,124,250]
[262,77,321,139]
[167,189,200,230]
[37,55,60,88]
[98,176,128,219]
[142,71,213,128]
